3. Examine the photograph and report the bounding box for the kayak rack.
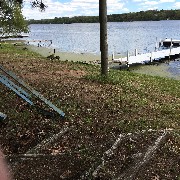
[0,65,65,117]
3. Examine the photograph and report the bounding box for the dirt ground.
[0,44,179,179]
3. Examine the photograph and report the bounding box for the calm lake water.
[25,21,180,79]
[27,20,180,55]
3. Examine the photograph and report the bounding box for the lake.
[25,21,180,79]
[27,20,180,55]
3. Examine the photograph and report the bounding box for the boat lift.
[0,65,65,118]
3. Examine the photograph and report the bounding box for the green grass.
[0,42,180,179]
[86,69,180,96]
[1,43,179,134]
[0,42,42,58]
[84,69,180,132]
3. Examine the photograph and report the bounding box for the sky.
[22,0,180,20]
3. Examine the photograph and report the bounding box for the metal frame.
[0,65,65,117]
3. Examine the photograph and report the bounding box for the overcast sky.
[22,0,180,20]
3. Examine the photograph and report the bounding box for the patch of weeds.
[86,69,179,96]
[119,118,150,132]
[0,43,42,59]
[116,117,173,133]
[84,117,93,124]
[19,110,31,120]
[147,76,180,97]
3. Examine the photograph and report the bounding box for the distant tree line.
[108,9,180,22]
[28,9,180,24]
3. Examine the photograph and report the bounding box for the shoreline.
[27,45,115,64]
[25,43,179,80]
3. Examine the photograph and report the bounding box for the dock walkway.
[112,47,180,65]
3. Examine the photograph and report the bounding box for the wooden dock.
[0,34,29,39]
[112,47,180,65]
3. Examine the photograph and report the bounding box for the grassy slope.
[0,43,179,179]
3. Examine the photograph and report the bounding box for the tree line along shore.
[28,9,180,24]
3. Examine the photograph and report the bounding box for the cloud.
[159,0,175,2]
[22,0,177,20]
[133,0,177,12]
[147,6,158,10]
[22,0,127,19]
[140,1,159,6]
[133,0,142,2]
[174,2,180,8]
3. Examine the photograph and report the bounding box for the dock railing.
[112,46,180,65]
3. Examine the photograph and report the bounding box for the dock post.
[168,38,172,63]
[112,52,114,61]
[155,37,158,51]
[127,51,129,62]
[127,51,130,71]
[150,52,152,63]
[159,39,161,48]
[135,49,138,56]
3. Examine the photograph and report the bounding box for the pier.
[112,46,180,65]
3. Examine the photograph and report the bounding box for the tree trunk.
[99,0,108,76]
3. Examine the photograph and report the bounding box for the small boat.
[161,39,180,47]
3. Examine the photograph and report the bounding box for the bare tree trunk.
[99,0,108,76]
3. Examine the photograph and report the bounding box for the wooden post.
[127,51,129,62]
[112,52,114,61]
[159,39,161,48]
[150,52,153,63]
[99,0,108,76]
[169,38,172,63]
[155,37,158,51]
[135,49,137,56]
[127,51,130,71]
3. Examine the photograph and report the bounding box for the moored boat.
[161,39,180,47]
